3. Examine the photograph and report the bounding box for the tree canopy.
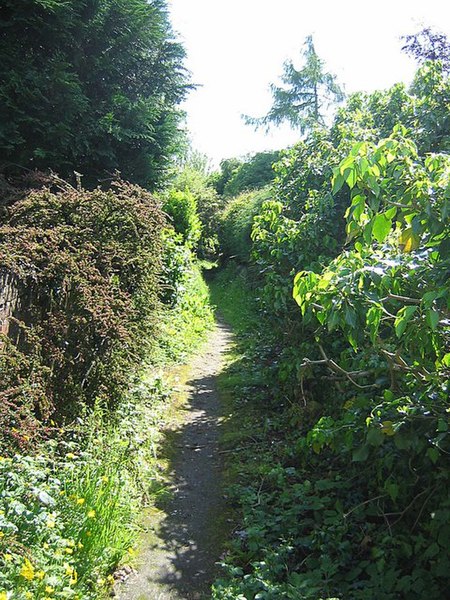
[402,27,450,73]
[0,0,190,188]
[244,36,344,134]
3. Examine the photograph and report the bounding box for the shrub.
[0,175,165,434]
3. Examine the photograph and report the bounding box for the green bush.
[213,63,450,600]
[162,188,202,250]
[219,188,272,262]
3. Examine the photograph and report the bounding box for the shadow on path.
[120,321,233,600]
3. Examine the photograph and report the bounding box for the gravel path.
[119,321,232,600]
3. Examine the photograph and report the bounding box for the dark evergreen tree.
[0,0,190,188]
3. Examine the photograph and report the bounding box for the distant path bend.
[120,320,232,600]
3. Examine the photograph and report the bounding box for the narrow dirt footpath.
[119,320,232,600]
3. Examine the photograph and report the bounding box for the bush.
[219,188,272,263]
[0,175,165,435]
[162,188,202,250]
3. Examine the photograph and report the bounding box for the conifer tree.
[245,36,344,134]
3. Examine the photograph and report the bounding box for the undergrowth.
[0,260,213,599]
[210,263,449,600]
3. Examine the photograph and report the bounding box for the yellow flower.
[127,547,135,556]
[46,519,56,528]
[86,530,92,537]
[78,542,84,549]
[106,575,115,584]
[3,554,12,562]
[101,476,109,483]
[25,593,33,599]
[0,592,8,600]
[36,570,45,580]
[76,498,85,505]
[65,548,74,554]
[0,532,4,538]
[66,453,76,460]
[87,509,96,518]
[20,557,35,581]
[43,542,49,549]
[64,564,73,576]
[45,585,55,594]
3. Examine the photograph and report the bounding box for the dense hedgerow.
[213,63,450,599]
[0,175,165,450]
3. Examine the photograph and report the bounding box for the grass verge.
[0,261,213,600]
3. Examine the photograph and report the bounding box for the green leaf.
[399,228,420,252]
[427,448,440,464]
[366,306,382,343]
[344,305,357,328]
[367,427,384,446]
[352,445,369,462]
[394,305,418,338]
[345,167,357,190]
[372,213,392,243]
[426,309,440,331]
[332,172,345,195]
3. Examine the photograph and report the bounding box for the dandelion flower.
[36,570,45,580]
[45,585,55,594]
[3,554,12,562]
[0,592,7,600]
[19,557,35,581]
[87,509,96,518]
[76,498,85,505]
[66,453,76,460]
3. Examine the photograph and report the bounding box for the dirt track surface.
[119,321,232,600]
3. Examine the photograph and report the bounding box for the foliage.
[0,0,189,188]
[169,152,225,258]
[0,175,165,431]
[402,26,450,73]
[162,189,202,250]
[244,36,344,134]
[213,65,450,600]
[212,152,281,198]
[0,373,178,599]
[0,184,214,599]
[220,188,272,263]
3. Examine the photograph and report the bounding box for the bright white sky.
[166,0,450,166]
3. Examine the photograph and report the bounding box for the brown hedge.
[0,175,165,449]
